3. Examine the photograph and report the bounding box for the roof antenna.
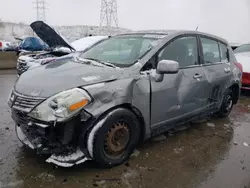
[195,26,199,31]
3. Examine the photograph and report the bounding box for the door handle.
[224,67,231,73]
[193,74,202,79]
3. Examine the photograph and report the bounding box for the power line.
[100,0,118,32]
[33,0,48,22]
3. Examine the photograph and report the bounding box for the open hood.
[30,21,75,51]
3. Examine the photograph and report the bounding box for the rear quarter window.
[234,44,250,54]
[219,42,229,63]
[229,47,237,62]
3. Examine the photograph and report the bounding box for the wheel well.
[121,103,146,143]
[99,103,146,143]
[229,84,240,104]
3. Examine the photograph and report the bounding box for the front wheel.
[87,108,140,168]
[216,89,233,118]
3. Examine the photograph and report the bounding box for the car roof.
[117,29,228,44]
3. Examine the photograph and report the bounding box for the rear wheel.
[87,108,140,168]
[216,89,233,118]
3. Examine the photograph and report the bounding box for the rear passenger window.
[200,37,220,64]
[219,43,229,62]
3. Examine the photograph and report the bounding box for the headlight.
[29,88,91,122]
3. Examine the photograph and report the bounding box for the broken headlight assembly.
[29,88,92,122]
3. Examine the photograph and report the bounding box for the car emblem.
[31,89,42,97]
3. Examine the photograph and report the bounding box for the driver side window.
[157,36,199,68]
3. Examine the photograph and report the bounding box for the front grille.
[17,59,29,75]
[12,109,29,124]
[12,91,45,113]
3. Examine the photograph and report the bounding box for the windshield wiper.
[74,56,92,65]
[84,58,117,68]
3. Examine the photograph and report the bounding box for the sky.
[0,0,249,43]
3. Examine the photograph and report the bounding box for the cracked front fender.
[83,75,151,140]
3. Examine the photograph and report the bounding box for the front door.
[149,36,209,129]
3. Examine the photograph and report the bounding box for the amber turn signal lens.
[69,99,89,111]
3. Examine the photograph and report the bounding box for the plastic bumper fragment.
[16,126,35,149]
[45,148,90,167]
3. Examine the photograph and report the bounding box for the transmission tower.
[33,0,48,22]
[100,0,118,31]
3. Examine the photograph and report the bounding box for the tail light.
[0,42,2,47]
[234,62,243,80]
[234,62,243,72]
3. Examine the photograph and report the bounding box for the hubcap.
[104,121,130,158]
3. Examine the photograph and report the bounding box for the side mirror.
[156,60,179,74]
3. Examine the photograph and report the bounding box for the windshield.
[234,44,250,53]
[80,35,163,67]
[71,36,107,51]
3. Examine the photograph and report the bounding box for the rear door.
[199,36,233,104]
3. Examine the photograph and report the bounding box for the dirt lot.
[1,70,250,188]
[0,52,17,69]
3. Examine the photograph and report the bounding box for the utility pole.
[246,0,250,42]
[33,0,48,22]
[100,0,118,34]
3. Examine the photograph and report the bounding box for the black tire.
[216,89,233,118]
[88,108,140,168]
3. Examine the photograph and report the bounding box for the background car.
[234,43,250,90]
[16,36,49,55]
[0,41,11,51]
[2,41,19,51]
[230,42,241,50]
[16,21,108,76]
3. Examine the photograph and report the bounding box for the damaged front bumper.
[13,109,93,168]
[16,126,89,167]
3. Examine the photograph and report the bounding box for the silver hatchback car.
[8,30,241,168]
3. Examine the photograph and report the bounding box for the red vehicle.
[234,44,250,90]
